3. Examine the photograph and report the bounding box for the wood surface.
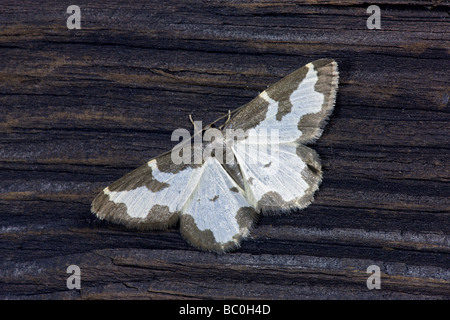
[0,0,449,299]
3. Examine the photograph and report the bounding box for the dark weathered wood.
[0,0,449,299]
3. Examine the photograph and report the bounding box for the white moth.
[92,59,339,253]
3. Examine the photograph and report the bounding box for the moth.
[91,59,339,253]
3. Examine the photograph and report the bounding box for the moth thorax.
[204,139,228,161]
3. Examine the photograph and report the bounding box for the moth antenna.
[219,110,232,129]
[189,114,198,130]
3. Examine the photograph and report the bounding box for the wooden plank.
[0,1,449,299]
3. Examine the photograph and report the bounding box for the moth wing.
[224,59,338,213]
[180,157,257,253]
[91,150,203,230]
[224,59,338,144]
[232,142,322,214]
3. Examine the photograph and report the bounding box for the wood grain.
[0,0,449,299]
